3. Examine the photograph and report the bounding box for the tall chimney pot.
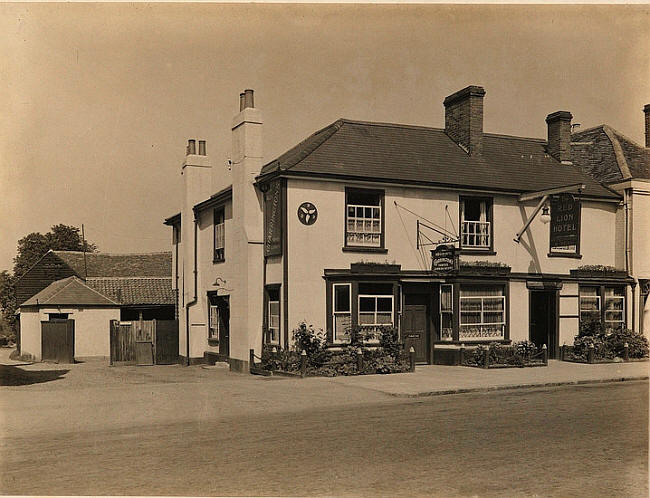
[187,139,196,155]
[243,89,255,110]
[198,140,206,156]
[443,85,486,155]
[239,93,245,112]
[643,104,650,147]
[546,111,573,164]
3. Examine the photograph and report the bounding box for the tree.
[12,225,96,278]
[0,225,98,336]
[0,271,16,334]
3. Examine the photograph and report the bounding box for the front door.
[529,290,558,358]
[403,303,428,363]
[208,294,230,358]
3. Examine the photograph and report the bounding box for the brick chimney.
[444,85,486,155]
[230,89,264,369]
[546,111,573,164]
[643,104,650,147]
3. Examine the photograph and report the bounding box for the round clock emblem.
[297,202,318,225]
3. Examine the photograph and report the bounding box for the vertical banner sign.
[550,193,580,253]
[264,180,283,256]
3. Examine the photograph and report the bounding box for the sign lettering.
[264,180,283,257]
[431,244,458,273]
[550,193,580,253]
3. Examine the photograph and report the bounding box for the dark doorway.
[403,294,429,363]
[208,294,230,359]
[529,290,558,358]
[41,320,75,363]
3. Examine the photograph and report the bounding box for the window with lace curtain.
[459,285,505,340]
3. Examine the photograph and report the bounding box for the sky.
[1,3,648,273]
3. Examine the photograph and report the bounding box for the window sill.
[547,252,582,259]
[207,338,220,347]
[213,258,225,264]
[459,249,496,255]
[342,247,388,254]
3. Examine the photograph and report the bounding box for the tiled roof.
[52,251,172,278]
[21,277,118,307]
[259,119,619,199]
[86,277,175,306]
[572,125,650,182]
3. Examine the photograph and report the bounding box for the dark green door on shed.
[41,320,75,363]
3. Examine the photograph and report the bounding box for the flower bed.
[461,341,547,368]
[258,322,412,377]
[561,324,649,363]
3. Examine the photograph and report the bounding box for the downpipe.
[184,217,198,366]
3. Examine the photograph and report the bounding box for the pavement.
[1,347,647,397]
[328,359,649,397]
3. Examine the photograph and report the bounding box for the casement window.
[213,208,225,262]
[266,287,280,345]
[580,286,625,329]
[345,189,384,249]
[460,197,492,250]
[333,284,352,343]
[459,285,505,340]
[439,284,453,341]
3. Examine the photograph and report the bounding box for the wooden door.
[155,320,179,364]
[41,320,75,363]
[218,298,230,357]
[530,291,558,358]
[403,304,428,363]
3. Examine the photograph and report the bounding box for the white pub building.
[165,86,637,370]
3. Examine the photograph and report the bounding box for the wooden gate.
[110,320,136,365]
[41,320,75,363]
[110,319,178,366]
[155,320,179,365]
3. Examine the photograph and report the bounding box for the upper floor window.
[213,208,225,262]
[345,188,384,249]
[460,197,492,250]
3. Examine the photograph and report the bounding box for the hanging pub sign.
[431,244,458,272]
[550,193,581,253]
[264,180,283,257]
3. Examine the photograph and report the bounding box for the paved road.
[1,364,646,497]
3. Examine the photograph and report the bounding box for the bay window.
[439,284,453,341]
[333,284,351,342]
[459,285,505,340]
[579,285,626,330]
